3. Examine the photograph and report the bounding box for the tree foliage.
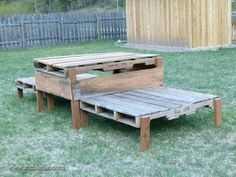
[0,0,125,14]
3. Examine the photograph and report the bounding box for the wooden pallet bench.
[34,52,162,128]
[16,77,36,98]
[32,52,221,151]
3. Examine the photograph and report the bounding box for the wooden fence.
[0,11,126,49]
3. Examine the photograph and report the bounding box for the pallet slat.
[34,52,160,75]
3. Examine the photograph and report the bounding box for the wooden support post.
[67,68,77,83]
[36,90,44,112]
[140,117,150,151]
[71,100,80,129]
[155,57,164,86]
[81,109,89,127]
[47,94,55,112]
[17,88,23,98]
[213,98,222,128]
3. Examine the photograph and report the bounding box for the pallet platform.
[80,87,219,128]
[16,77,36,98]
[31,52,222,151]
[34,52,160,76]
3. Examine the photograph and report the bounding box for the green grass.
[0,1,30,15]
[0,41,236,177]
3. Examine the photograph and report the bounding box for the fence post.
[20,20,25,48]
[59,17,64,43]
[96,15,101,40]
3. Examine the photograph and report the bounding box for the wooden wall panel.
[126,0,232,48]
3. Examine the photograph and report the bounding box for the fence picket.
[0,11,126,49]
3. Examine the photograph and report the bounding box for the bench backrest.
[70,57,164,98]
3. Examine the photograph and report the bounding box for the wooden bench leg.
[81,109,89,127]
[47,94,55,112]
[36,90,44,112]
[140,117,150,151]
[71,100,80,129]
[17,88,23,99]
[214,98,222,128]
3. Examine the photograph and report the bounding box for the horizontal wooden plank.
[124,91,191,106]
[102,95,167,113]
[147,87,218,100]
[53,54,158,68]
[76,68,163,97]
[35,71,72,100]
[113,92,184,108]
[35,52,117,62]
[134,88,211,103]
[35,52,130,65]
[16,77,35,86]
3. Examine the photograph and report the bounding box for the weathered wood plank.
[124,90,191,106]
[35,71,72,100]
[108,94,167,111]
[148,87,218,100]
[35,52,129,65]
[16,77,35,86]
[114,92,182,108]
[134,88,209,103]
[77,68,163,96]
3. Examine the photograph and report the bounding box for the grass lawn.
[0,41,236,177]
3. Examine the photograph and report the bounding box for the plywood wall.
[126,0,232,48]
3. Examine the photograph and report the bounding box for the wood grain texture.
[71,100,80,129]
[76,68,163,97]
[80,109,89,127]
[47,94,55,112]
[126,0,232,48]
[35,71,72,100]
[214,98,222,128]
[140,117,150,151]
[34,52,159,76]
[36,90,44,112]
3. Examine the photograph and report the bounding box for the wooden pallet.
[34,52,160,76]
[80,87,222,150]
[80,87,219,128]
[16,77,36,98]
